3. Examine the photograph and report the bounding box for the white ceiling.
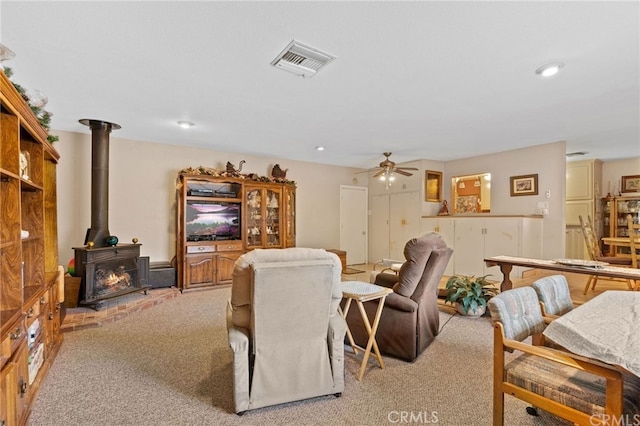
[1,1,638,169]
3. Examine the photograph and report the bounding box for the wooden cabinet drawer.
[217,242,242,252]
[187,245,216,254]
[8,317,25,357]
[24,303,40,329]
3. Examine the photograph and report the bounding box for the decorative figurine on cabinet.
[19,150,30,180]
[271,164,288,179]
[438,200,450,216]
[226,160,245,176]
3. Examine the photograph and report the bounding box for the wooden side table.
[326,249,347,272]
[340,280,393,381]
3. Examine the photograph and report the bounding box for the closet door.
[389,192,420,261]
[368,194,389,263]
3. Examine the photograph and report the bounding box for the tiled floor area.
[61,287,180,332]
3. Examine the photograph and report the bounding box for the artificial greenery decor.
[2,67,59,144]
[444,274,499,315]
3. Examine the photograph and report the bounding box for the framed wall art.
[510,174,538,197]
[621,175,640,193]
[425,170,442,202]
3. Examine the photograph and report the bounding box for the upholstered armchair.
[226,248,346,414]
[345,232,453,362]
[531,274,574,320]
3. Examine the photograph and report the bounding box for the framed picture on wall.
[621,175,640,193]
[425,170,442,202]
[510,174,538,196]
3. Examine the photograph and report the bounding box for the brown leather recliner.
[344,232,453,362]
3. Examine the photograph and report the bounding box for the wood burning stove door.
[74,244,149,309]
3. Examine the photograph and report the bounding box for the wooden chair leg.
[583,276,594,295]
[493,326,505,426]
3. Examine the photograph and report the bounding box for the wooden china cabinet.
[0,70,63,425]
[602,195,640,255]
[176,173,296,291]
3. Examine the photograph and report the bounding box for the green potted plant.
[444,274,499,316]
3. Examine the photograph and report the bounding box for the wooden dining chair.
[488,287,640,425]
[531,275,574,320]
[627,214,640,289]
[578,215,633,294]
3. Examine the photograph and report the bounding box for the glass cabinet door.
[245,187,263,248]
[284,185,296,247]
[602,198,612,238]
[265,188,281,247]
[615,198,640,237]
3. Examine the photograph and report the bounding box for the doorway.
[340,185,368,265]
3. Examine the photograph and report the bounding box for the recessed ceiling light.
[177,120,194,129]
[315,146,325,151]
[535,62,564,77]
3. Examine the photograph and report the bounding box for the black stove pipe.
[79,118,121,247]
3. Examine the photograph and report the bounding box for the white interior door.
[368,194,390,264]
[340,186,368,265]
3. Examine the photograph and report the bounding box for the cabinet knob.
[18,377,27,396]
[49,312,54,320]
[26,308,34,318]
[40,296,47,304]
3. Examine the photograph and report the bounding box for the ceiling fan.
[368,152,419,179]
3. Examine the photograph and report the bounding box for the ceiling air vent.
[270,40,335,78]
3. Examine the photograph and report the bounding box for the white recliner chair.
[226,248,346,414]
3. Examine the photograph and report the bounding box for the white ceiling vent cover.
[270,40,335,78]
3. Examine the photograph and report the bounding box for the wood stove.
[72,119,149,309]
[73,244,145,308]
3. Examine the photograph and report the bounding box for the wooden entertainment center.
[0,70,63,425]
[176,173,296,291]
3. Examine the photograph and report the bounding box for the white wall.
[442,141,567,260]
[362,142,567,260]
[602,157,640,197]
[55,129,638,267]
[55,130,364,265]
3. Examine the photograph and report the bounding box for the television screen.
[186,202,240,240]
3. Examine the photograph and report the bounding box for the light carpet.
[29,287,569,425]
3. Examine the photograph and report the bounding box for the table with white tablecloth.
[543,291,640,377]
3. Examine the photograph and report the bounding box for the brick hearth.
[61,288,180,332]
